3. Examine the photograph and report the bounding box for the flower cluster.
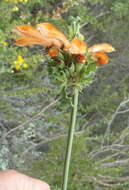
[13,23,115,88]
[12,55,28,72]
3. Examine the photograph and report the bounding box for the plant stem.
[61,87,79,190]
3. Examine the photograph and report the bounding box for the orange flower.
[65,39,87,55]
[14,37,51,47]
[67,41,115,65]
[36,23,71,49]
[13,23,115,65]
[13,23,86,55]
[13,23,71,49]
[48,47,59,58]
[92,52,109,66]
[88,44,115,65]
[88,43,115,53]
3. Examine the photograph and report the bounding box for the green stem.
[61,87,79,190]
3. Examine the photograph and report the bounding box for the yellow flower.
[13,56,28,71]
[23,63,28,69]
[3,42,8,46]
[17,56,24,64]
[0,41,8,46]
[15,64,21,70]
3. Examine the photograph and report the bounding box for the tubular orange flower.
[92,52,109,66]
[36,23,71,48]
[14,37,51,47]
[88,43,115,66]
[88,43,115,53]
[13,22,115,65]
[65,39,87,55]
[13,25,43,39]
[13,23,86,56]
[13,23,71,49]
[48,47,59,58]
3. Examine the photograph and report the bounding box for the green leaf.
[85,63,97,75]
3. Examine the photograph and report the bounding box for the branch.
[117,108,129,114]
[113,126,129,145]
[4,98,60,138]
[97,152,127,164]
[86,175,129,187]
[98,175,129,183]
[102,98,129,145]
[90,144,129,159]
[101,158,129,168]
[87,176,118,187]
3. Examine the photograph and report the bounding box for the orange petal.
[14,37,52,47]
[93,52,109,66]
[66,39,87,54]
[48,47,59,57]
[13,25,43,39]
[88,43,115,53]
[13,23,71,49]
[36,23,71,48]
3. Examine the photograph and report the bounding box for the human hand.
[0,170,50,190]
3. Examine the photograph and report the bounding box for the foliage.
[23,135,97,190]
[23,130,129,190]
[47,49,97,94]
